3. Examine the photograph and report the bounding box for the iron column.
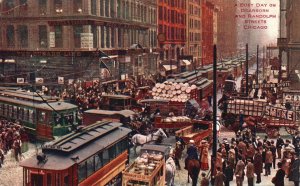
[211,45,218,183]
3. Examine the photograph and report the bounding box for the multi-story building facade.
[0,0,158,83]
[284,0,300,89]
[186,0,202,67]
[158,0,186,75]
[201,0,214,66]
[209,0,237,59]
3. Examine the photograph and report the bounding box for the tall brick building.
[209,0,237,59]
[201,1,214,66]
[284,0,300,89]
[158,0,186,75]
[186,0,202,67]
[0,0,158,82]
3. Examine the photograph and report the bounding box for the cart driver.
[185,140,199,169]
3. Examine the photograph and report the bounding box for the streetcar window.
[0,104,3,116]
[95,152,103,170]
[63,175,69,186]
[13,106,17,119]
[86,156,95,176]
[108,145,116,159]
[39,112,46,122]
[47,173,52,186]
[115,140,123,155]
[102,149,110,166]
[8,105,13,117]
[29,110,34,123]
[78,161,87,182]
[3,104,7,116]
[24,109,29,121]
[19,108,24,121]
[31,174,43,186]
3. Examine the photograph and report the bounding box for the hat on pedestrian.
[189,140,195,144]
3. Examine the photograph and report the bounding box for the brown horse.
[187,159,201,186]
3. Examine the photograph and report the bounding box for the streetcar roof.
[0,89,59,102]
[20,121,131,170]
[84,109,136,117]
[0,95,77,111]
[101,94,131,99]
[139,99,170,103]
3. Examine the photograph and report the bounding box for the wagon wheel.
[266,128,279,138]
[285,126,298,136]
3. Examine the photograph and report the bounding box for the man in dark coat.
[223,161,234,186]
[185,140,198,169]
[273,162,285,186]
[276,135,284,159]
[270,140,277,169]
[254,148,263,184]
[289,153,300,186]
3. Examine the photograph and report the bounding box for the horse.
[165,156,176,186]
[186,159,201,186]
[131,128,167,155]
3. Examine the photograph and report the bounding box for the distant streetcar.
[0,88,78,140]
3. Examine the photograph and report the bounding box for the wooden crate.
[122,158,165,186]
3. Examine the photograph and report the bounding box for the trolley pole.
[246,44,249,97]
[211,45,218,183]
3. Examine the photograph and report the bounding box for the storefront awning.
[181,60,191,66]
[163,65,177,71]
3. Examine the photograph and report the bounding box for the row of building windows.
[188,4,201,17]
[189,32,201,42]
[159,0,186,10]
[159,25,186,41]
[189,19,201,30]
[158,6,186,25]
[1,0,156,25]
[78,138,128,183]
[1,25,157,49]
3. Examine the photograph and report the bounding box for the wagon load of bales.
[151,82,197,102]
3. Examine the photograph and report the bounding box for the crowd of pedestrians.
[0,119,27,167]
[205,130,300,186]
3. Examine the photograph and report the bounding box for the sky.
[249,0,280,46]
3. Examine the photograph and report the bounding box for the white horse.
[131,128,167,155]
[165,156,176,186]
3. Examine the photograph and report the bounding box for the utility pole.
[211,45,217,184]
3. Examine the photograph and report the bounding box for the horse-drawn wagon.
[175,120,212,146]
[122,151,166,186]
[222,97,299,137]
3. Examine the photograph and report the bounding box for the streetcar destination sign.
[252,81,290,89]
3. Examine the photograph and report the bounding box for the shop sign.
[49,32,55,48]
[80,33,93,49]
[252,81,290,89]
[265,105,299,121]
[283,93,300,106]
